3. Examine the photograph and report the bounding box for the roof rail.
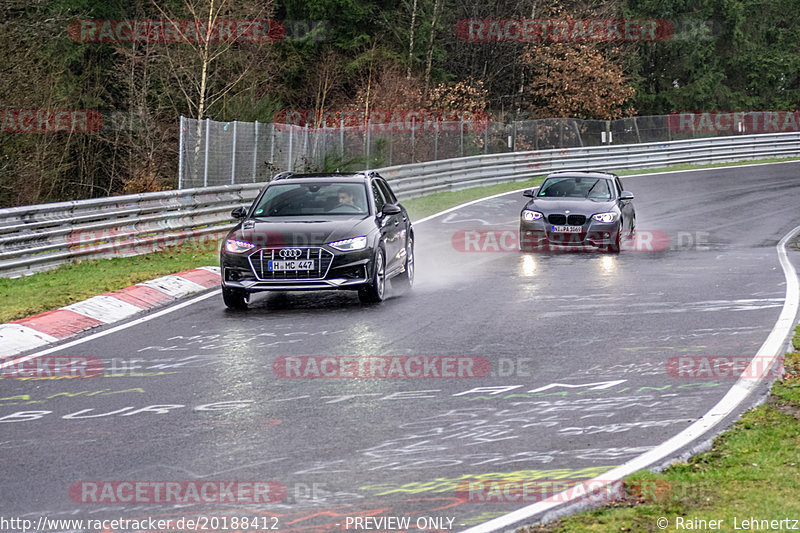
[548,169,617,177]
[271,171,296,181]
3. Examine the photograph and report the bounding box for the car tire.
[519,231,538,252]
[393,235,414,290]
[359,247,386,304]
[520,232,548,252]
[222,287,249,310]
[609,229,622,253]
[519,232,533,252]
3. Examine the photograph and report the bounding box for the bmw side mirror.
[619,191,634,201]
[381,204,402,216]
[231,206,247,219]
[522,189,535,198]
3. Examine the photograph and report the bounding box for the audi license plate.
[551,225,583,233]
[268,260,315,271]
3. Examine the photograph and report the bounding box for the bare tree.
[407,0,418,79]
[150,0,279,183]
[424,0,443,94]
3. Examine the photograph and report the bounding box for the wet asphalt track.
[2,162,800,532]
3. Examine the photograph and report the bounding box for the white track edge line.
[457,221,800,533]
[0,291,219,369]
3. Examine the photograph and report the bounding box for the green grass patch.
[520,326,800,532]
[0,240,220,322]
[794,325,800,352]
[522,406,800,532]
[772,326,800,405]
[2,155,799,322]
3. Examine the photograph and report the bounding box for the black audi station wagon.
[220,171,414,309]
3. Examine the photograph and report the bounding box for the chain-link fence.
[178,112,775,188]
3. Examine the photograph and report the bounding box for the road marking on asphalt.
[2,162,798,531]
[457,220,800,533]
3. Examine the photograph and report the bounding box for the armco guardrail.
[1,131,799,277]
[0,184,262,278]
[384,131,800,199]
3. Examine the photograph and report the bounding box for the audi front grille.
[248,247,335,280]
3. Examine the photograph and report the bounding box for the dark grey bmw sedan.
[519,170,635,252]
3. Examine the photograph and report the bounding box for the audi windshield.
[251,182,370,217]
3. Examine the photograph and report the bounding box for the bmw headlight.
[328,236,368,251]
[224,239,255,253]
[522,210,543,221]
[592,212,617,223]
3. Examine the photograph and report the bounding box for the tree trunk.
[407,0,418,79]
[424,0,442,95]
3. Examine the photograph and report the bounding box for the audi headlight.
[522,210,543,221]
[592,212,617,223]
[224,239,255,253]
[328,236,368,251]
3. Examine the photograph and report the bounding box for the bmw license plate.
[551,225,583,233]
[268,260,315,271]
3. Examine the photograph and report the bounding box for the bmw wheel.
[609,229,622,253]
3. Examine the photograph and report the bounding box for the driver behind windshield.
[337,188,356,208]
[327,186,364,213]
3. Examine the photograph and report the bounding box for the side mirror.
[381,203,402,216]
[231,206,247,219]
[619,191,634,201]
[522,189,535,198]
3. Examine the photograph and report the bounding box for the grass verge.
[2,155,799,322]
[0,243,219,322]
[521,325,800,532]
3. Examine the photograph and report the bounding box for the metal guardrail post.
[460,116,464,157]
[365,120,371,170]
[411,117,416,163]
[231,120,238,185]
[434,121,439,160]
[203,117,210,187]
[303,124,309,170]
[254,120,260,183]
[288,126,294,172]
[178,115,185,189]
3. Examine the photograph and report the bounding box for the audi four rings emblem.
[279,248,303,259]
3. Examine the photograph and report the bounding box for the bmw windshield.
[538,177,613,199]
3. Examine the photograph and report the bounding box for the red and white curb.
[0,267,220,357]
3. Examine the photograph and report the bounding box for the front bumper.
[221,246,372,292]
[520,219,621,250]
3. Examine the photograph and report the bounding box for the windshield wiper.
[585,180,601,198]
